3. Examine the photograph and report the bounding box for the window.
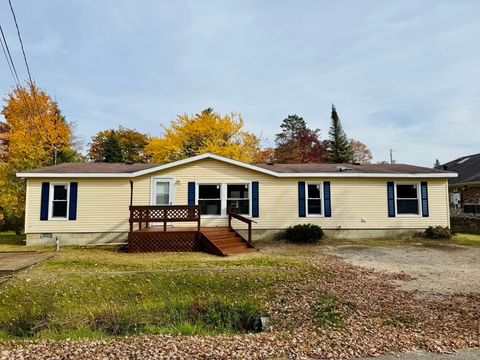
[227,184,249,215]
[198,184,221,215]
[51,184,68,219]
[396,183,420,215]
[306,183,322,216]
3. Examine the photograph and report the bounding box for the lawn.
[0,238,478,358]
[454,232,480,247]
[0,246,305,340]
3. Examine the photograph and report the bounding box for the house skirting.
[235,228,423,241]
[26,232,128,246]
[26,228,426,246]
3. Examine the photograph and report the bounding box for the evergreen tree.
[434,159,441,168]
[327,105,353,163]
[274,115,328,163]
[103,131,123,163]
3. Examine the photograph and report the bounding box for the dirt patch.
[326,243,480,297]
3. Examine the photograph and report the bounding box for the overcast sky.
[0,0,478,166]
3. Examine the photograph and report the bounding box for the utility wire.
[8,0,33,84]
[3,2,62,164]
[0,27,17,84]
[0,21,38,139]
[0,23,21,86]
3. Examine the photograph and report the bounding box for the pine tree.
[434,159,441,168]
[274,115,328,163]
[327,105,353,163]
[104,131,123,163]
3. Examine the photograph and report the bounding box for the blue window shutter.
[387,182,396,217]
[421,182,429,217]
[252,182,259,218]
[188,182,196,205]
[68,182,78,220]
[298,182,306,217]
[40,182,50,221]
[324,181,331,217]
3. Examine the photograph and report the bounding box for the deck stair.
[200,227,256,256]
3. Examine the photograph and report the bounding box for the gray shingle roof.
[440,153,480,185]
[255,162,452,174]
[26,162,159,174]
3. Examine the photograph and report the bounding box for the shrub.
[284,224,324,243]
[423,226,453,240]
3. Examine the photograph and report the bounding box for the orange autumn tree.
[147,109,264,164]
[0,83,75,232]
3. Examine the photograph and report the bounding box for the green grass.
[453,233,480,247]
[0,247,304,340]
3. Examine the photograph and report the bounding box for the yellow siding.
[25,158,450,234]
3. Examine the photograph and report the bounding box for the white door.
[152,178,175,226]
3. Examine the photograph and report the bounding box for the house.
[17,153,456,254]
[439,153,480,214]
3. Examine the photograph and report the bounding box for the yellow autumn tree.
[0,83,74,232]
[147,109,263,164]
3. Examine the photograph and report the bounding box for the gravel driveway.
[361,349,480,360]
[326,243,480,297]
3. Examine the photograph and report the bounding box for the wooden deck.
[127,205,257,256]
[128,227,256,256]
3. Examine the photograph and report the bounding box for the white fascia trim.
[275,172,458,178]
[16,172,134,178]
[16,153,459,179]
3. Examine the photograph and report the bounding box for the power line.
[8,0,33,84]
[0,23,21,86]
[0,26,17,84]
[2,3,63,165]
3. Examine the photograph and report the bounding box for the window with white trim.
[306,182,322,216]
[50,183,69,219]
[198,184,221,215]
[227,184,250,215]
[395,183,420,215]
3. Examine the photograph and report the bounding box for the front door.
[152,178,175,226]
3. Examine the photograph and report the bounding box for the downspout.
[129,180,134,233]
[130,180,134,207]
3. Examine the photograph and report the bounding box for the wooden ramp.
[200,227,256,256]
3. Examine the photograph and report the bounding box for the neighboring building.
[17,153,456,250]
[440,153,480,214]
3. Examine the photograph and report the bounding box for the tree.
[147,109,263,164]
[349,139,373,164]
[327,105,353,163]
[274,114,328,163]
[0,83,75,233]
[253,147,275,164]
[88,127,151,163]
[1,84,73,168]
[434,159,441,168]
[0,121,9,163]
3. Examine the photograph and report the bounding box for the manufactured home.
[17,153,457,255]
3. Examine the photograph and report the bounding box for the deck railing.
[129,205,201,233]
[228,206,257,244]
